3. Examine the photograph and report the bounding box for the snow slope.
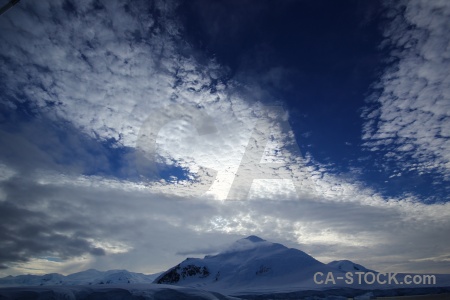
[0,284,240,300]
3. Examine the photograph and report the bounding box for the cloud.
[0,177,107,267]
[361,0,450,181]
[0,173,169,270]
[193,197,450,273]
[0,0,226,148]
[1,144,450,275]
[0,0,277,199]
[0,0,450,277]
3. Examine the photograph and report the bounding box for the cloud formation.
[1,168,450,275]
[362,0,450,182]
[0,0,449,278]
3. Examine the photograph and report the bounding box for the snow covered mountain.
[2,236,450,299]
[327,259,374,273]
[153,236,450,297]
[0,269,160,287]
[154,235,352,293]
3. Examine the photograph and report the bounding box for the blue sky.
[0,0,449,276]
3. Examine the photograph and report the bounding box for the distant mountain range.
[0,235,370,290]
[1,236,450,299]
[0,268,160,286]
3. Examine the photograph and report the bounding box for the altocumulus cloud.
[0,0,449,277]
[362,0,450,181]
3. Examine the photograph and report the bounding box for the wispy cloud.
[2,167,450,275]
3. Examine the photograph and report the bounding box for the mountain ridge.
[0,268,161,287]
[0,236,371,290]
[2,236,450,298]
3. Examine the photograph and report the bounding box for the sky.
[0,0,449,277]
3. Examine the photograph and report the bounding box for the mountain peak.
[223,235,273,254]
[327,260,373,272]
[243,235,265,243]
[154,236,326,290]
